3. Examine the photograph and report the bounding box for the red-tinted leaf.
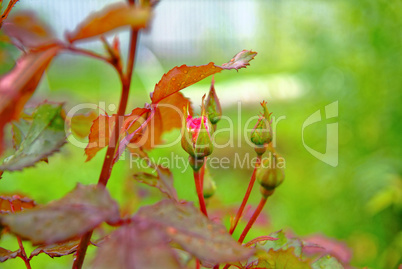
[2,11,56,48]
[151,62,219,104]
[151,50,257,104]
[0,195,36,214]
[114,107,151,163]
[67,3,151,42]
[218,50,258,70]
[0,247,20,262]
[133,165,178,201]
[85,107,149,162]
[85,114,111,161]
[0,46,59,155]
[0,184,120,245]
[93,222,182,269]
[70,110,98,139]
[29,239,81,259]
[137,92,192,149]
[136,199,254,267]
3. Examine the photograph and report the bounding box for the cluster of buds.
[181,78,222,172]
[250,101,273,156]
[251,101,285,197]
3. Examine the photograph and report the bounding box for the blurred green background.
[0,0,401,268]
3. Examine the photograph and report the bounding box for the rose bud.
[250,101,273,155]
[181,96,214,160]
[256,153,285,196]
[205,76,222,125]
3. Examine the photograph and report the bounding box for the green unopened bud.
[256,154,285,191]
[181,96,214,159]
[205,76,222,124]
[203,167,216,198]
[251,117,272,146]
[250,101,273,153]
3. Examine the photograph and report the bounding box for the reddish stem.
[72,231,92,269]
[9,202,31,269]
[238,196,268,244]
[72,4,139,268]
[200,157,207,190]
[98,29,138,186]
[229,156,261,235]
[196,260,201,269]
[0,0,18,26]
[64,46,111,64]
[194,170,208,217]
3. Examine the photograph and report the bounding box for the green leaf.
[0,103,66,171]
[93,222,182,269]
[0,247,20,262]
[251,247,312,269]
[11,119,30,149]
[136,199,254,267]
[0,184,120,245]
[233,231,313,269]
[312,255,344,269]
[133,165,178,201]
[29,239,81,259]
[259,230,304,256]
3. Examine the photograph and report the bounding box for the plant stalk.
[72,6,139,267]
[17,236,32,269]
[0,0,18,26]
[64,46,112,65]
[238,196,268,244]
[98,28,138,187]
[229,156,261,235]
[194,170,208,217]
[9,202,31,269]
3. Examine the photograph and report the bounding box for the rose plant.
[0,1,352,268]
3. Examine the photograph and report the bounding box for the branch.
[230,156,261,234]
